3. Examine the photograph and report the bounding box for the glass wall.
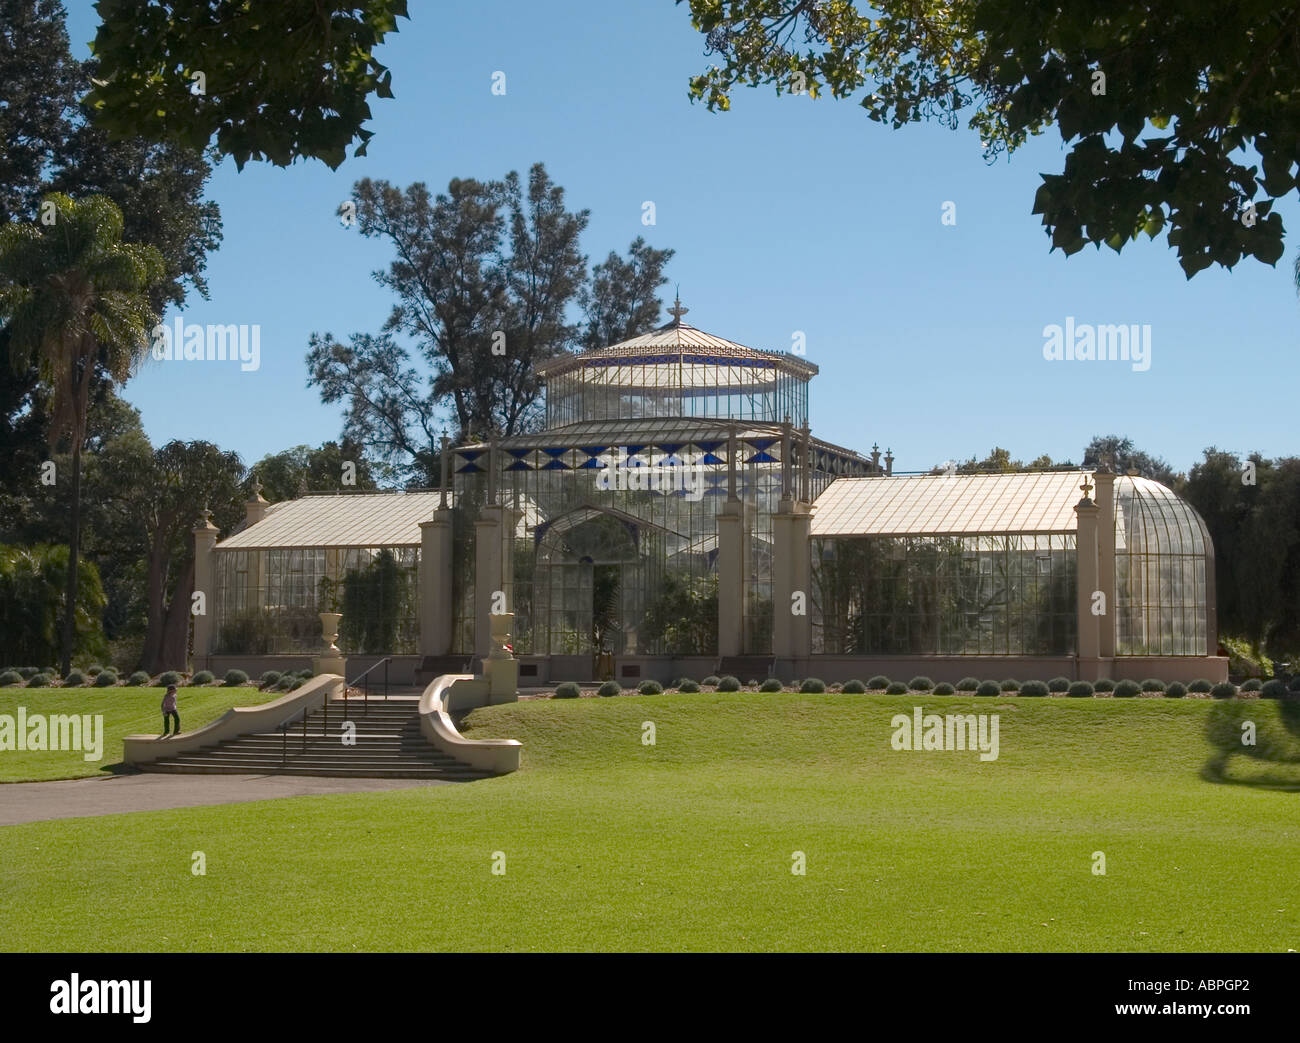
[452,427,855,657]
[1113,476,1212,655]
[811,533,1078,655]
[545,356,812,429]
[213,545,419,654]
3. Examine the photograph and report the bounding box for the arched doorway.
[534,507,655,657]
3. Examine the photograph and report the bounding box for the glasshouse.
[193,302,1227,685]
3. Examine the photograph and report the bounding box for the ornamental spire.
[667,289,688,325]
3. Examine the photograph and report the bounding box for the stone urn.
[314,613,346,679]
[319,612,343,654]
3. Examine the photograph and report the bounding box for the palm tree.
[0,193,162,674]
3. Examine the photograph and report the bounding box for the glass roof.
[215,491,448,549]
[536,320,817,384]
[810,472,1093,536]
[461,416,865,461]
[1114,475,1209,555]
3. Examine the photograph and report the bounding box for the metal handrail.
[345,657,392,716]
[278,684,336,765]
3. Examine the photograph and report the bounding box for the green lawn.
[0,686,279,782]
[0,691,1297,952]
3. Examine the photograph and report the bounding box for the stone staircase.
[140,698,492,780]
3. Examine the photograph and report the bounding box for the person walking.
[161,684,180,738]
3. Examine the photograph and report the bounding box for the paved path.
[0,772,449,827]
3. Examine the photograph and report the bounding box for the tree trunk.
[158,558,194,671]
[138,529,171,673]
[59,438,81,676]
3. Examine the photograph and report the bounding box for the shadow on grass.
[1201,698,1300,791]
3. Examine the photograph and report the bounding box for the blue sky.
[64,0,1298,477]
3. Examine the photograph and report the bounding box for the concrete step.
[141,762,488,779]
[150,756,482,772]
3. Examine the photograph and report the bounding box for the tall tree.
[0,1,221,539]
[308,165,664,482]
[579,236,676,350]
[0,0,82,227]
[682,0,1300,276]
[0,193,163,674]
[85,0,408,169]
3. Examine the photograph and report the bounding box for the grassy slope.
[0,692,1296,952]
[0,687,279,782]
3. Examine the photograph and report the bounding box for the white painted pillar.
[419,508,454,657]
[1075,482,1102,679]
[192,509,220,667]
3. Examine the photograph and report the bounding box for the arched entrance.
[533,507,658,657]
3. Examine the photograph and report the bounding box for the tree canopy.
[85,0,409,169]
[682,0,1300,276]
[307,164,674,484]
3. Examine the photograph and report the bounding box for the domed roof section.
[536,316,818,383]
[1113,474,1211,556]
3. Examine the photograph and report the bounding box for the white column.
[419,508,454,657]
[474,506,504,661]
[1093,469,1116,660]
[1075,486,1102,679]
[192,509,220,668]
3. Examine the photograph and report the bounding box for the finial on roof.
[667,290,688,325]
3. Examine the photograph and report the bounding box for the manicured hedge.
[1048,677,1070,693]
[841,679,867,693]
[976,681,1000,697]
[637,680,663,695]
[933,682,956,695]
[759,678,783,692]
[867,675,891,690]
[717,675,741,692]
[1210,682,1237,700]
[554,681,581,698]
[1019,680,1049,697]
[1067,681,1094,698]
[907,676,933,692]
[1113,680,1141,698]
[800,678,826,693]
[956,677,980,692]
[598,681,621,697]
[885,681,908,694]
